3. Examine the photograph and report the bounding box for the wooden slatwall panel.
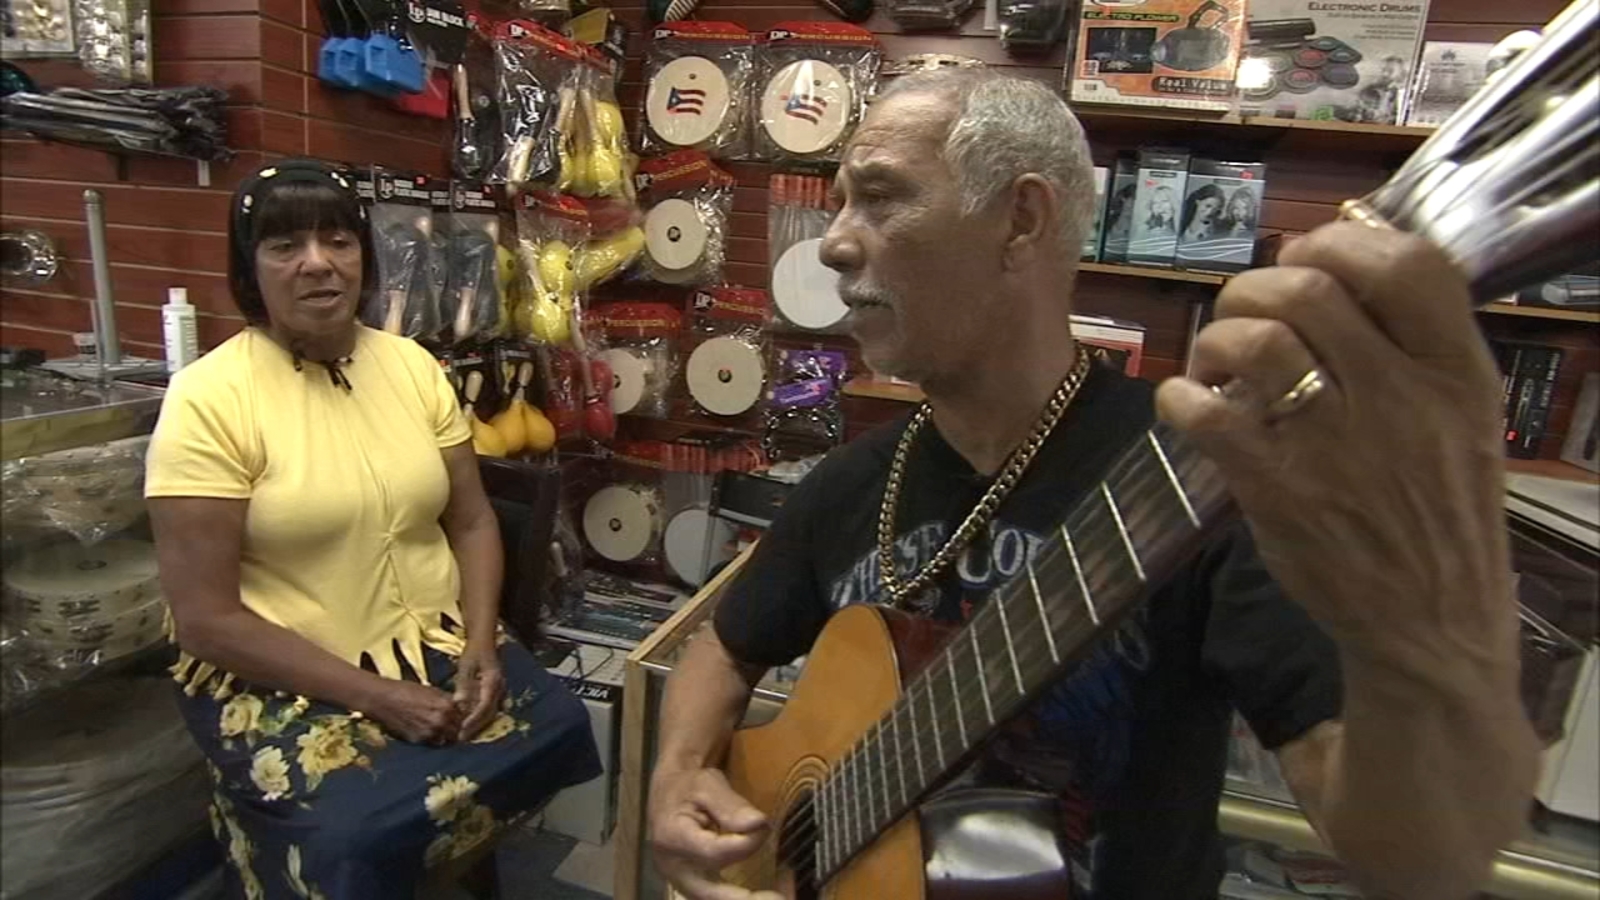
[601,0,1589,453]
[0,0,450,358]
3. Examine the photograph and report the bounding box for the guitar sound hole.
[777,790,820,900]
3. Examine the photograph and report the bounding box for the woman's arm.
[438,442,506,738]
[150,496,462,742]
[439,442,503,645]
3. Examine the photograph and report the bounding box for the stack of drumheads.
[1,436,148,545]
[2,678,207,899]
[2,538,166,666]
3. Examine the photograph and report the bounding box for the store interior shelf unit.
[1220,791,1600,900]
[1070,104,1439,139]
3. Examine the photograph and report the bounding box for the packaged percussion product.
[562,53,634,201]
[763,347,848,463]
[1083,165,1111,261]
[1067,0,1247,113]
[686,287,772,420]
[1236,0,1429,125]
[1,434,149,547]
[1099,156,1138,264]
[363,168,442,340]
[1403,41,1495,128]
[663,505,737,588]
[1070,313,1145,376]
[1176,157,1264,273]
[753,23,882,165]
[582,483,665,564]
[491,20,584,194]
[687,336,767,418]
[634,150,735,287]
[2,538,166,668]
[999,0,1070,53]
[1127,147,1189,269]
[768,174,848,333]
[890,0,974,32]
[2,677,207,900]
[441,180,506,345]
[512,190,591,345]
[593,302,684,420]
[642,22,755,159]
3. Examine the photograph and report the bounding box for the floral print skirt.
[174,640,602,900]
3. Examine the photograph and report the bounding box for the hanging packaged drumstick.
[769,173,848,333]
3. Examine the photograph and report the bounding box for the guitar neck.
[814,422,1237,883]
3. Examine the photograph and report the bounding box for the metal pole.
[82,189,122,367]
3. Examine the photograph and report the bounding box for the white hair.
[875,69,1095,257]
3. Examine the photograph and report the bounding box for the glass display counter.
[615,546,803,900]
[0,368,212,900]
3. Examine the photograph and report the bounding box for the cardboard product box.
[1067,0,1248,113]
[1236,0,1430,125]
[1404,40,1495,127]
[1176,158,1266,273]
[1082,165,1111,261]
[1071,313,1145,376]
[1099,157,1140,264]
[1127,147,1189,268]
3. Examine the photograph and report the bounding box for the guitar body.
[722,604,1073,900]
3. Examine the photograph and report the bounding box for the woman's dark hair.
[226,160,377,326]
[1181,183,1226,234]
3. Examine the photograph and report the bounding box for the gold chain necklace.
[876,346,1093,609]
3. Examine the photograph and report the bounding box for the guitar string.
[794,430,1204,871]
[794,427,1226,874]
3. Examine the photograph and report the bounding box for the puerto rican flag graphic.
[666,86,706,115]
[784,91,829,125]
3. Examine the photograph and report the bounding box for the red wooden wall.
[0,0,451,358]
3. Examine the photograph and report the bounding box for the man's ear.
[1005,173,1059,271]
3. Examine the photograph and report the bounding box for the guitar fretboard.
[809,422,1236,884]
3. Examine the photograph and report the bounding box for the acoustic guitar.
[715,1,1598,896]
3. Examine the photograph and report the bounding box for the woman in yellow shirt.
[145,159,599,900]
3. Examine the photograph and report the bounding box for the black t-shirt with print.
[714,363,1343,899]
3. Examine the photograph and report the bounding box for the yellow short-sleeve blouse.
[145,326,473,695]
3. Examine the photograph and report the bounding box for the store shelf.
[1481,303,1600,324]
[1506,459,1599,483]
[842,377,925,404]
[1219,791,1600,900]
[1071,105,1436,140]
[1080,261,1229,285]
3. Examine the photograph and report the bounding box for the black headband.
[230,159,365,246]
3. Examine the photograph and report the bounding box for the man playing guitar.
[648,69,1540,899]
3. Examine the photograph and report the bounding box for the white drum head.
[686,336,765,416]
[583,486,659,562]
[664,507,737,587]
[772,238,847,330]
[645,199,709,272]
[646,56,731,148]
[599,348,649,415]
[760,59,852,155]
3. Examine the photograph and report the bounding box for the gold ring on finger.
[1265,367,1329,423]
